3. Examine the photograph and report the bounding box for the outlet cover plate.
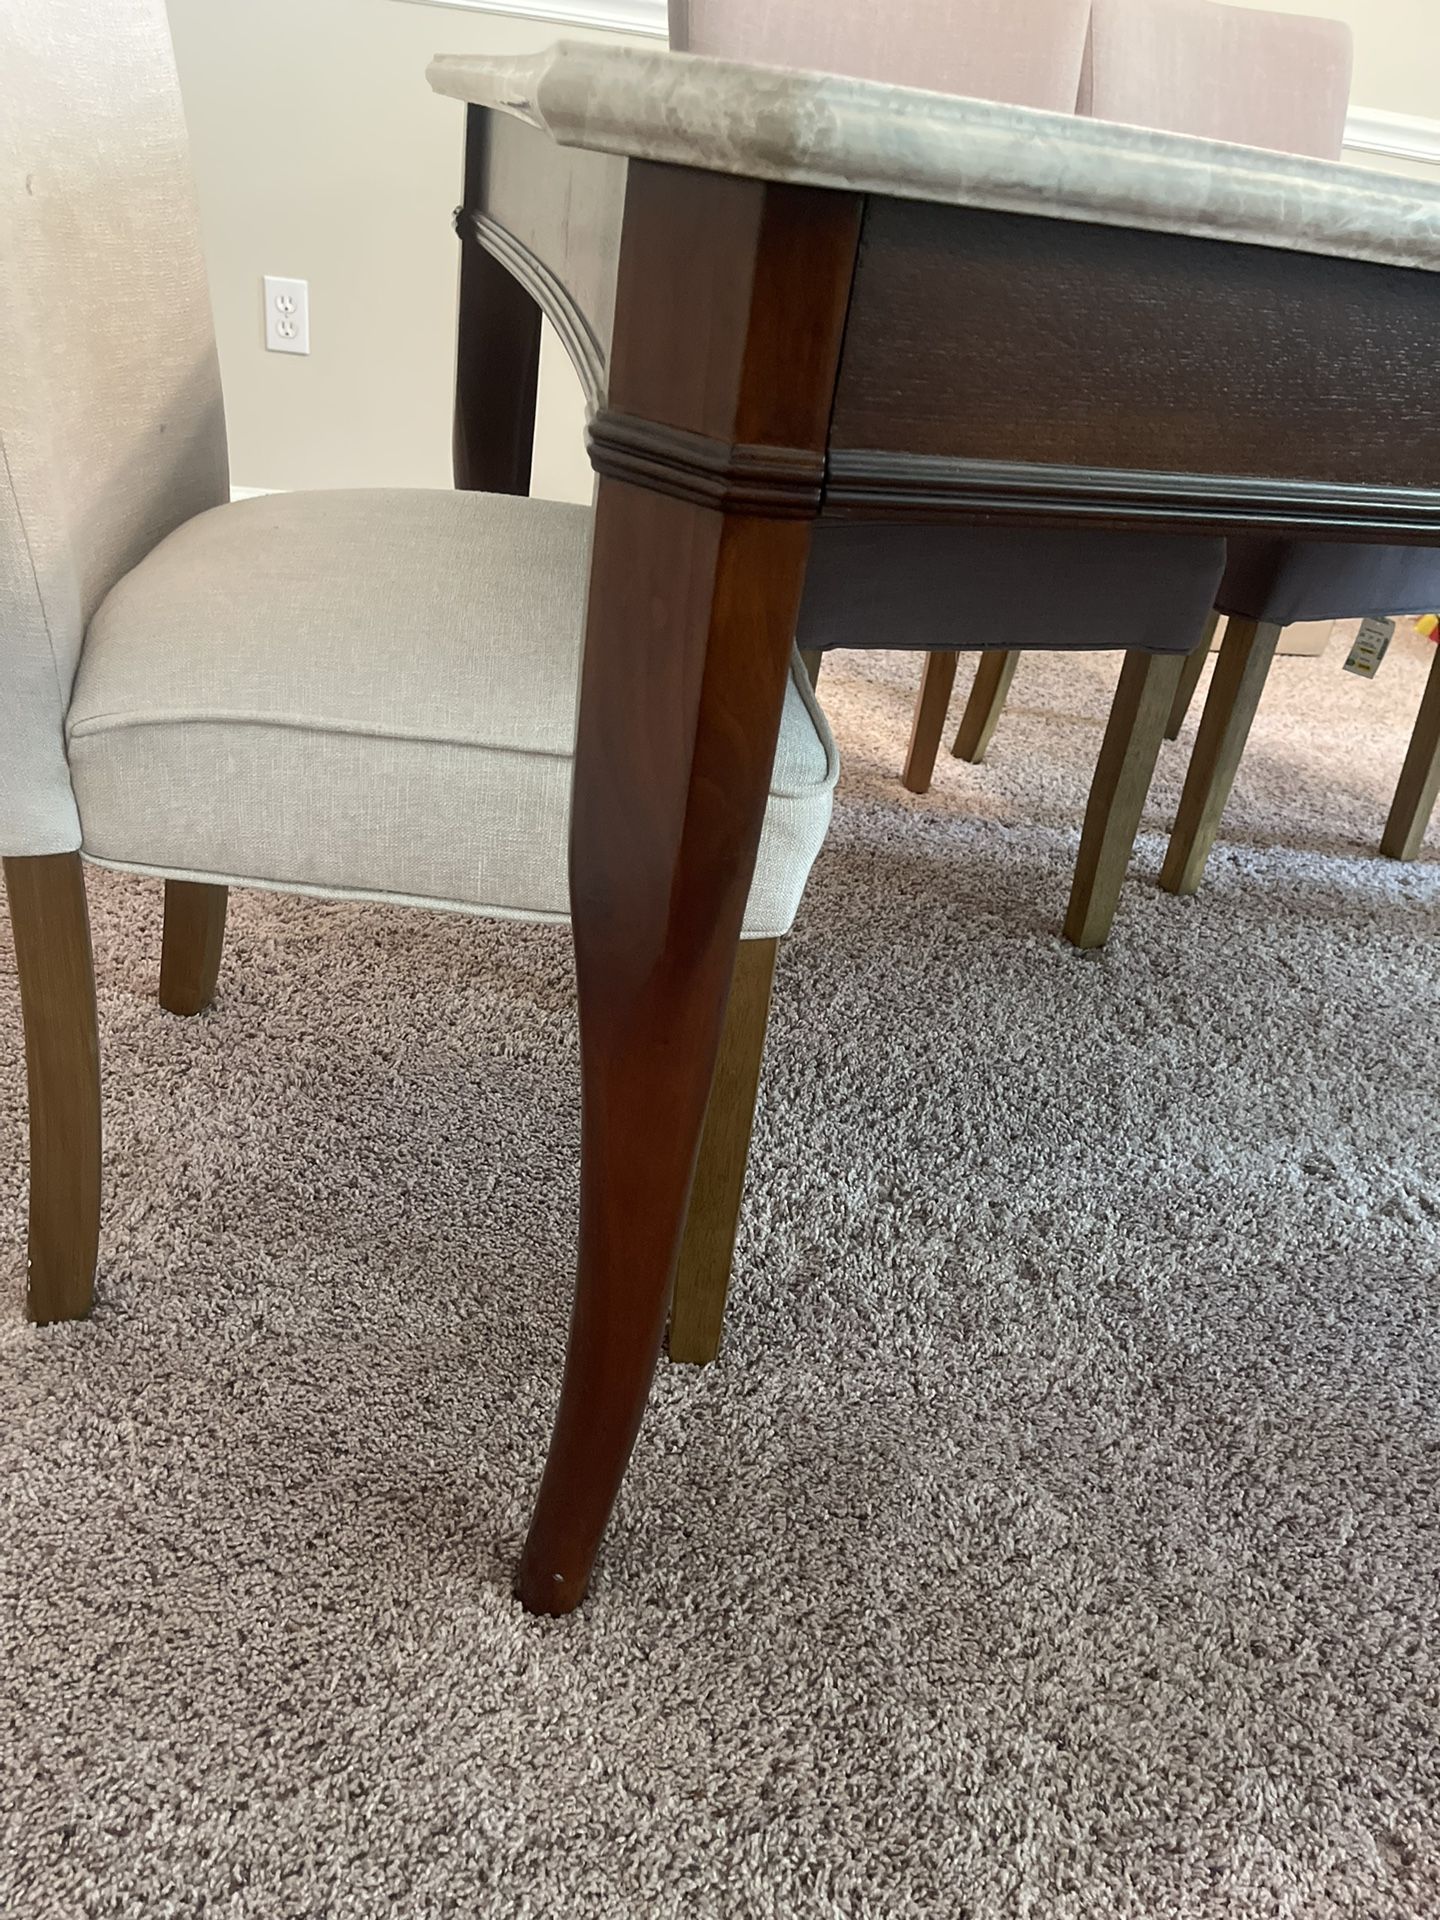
[263,275,310,355]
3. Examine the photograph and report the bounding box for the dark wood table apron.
[453,105,1440,1615]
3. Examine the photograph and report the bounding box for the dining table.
[426,40,1440,1615]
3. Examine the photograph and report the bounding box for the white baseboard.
[230,486,276,501]
[1344,108,1440,168]
[390,0,666,33]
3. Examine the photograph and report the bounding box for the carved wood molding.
[823,451,1440,541]
[458,209,608,412]
[587,412,824,516]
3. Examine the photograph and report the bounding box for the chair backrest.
[1,0,227,857]
[668,0,1093,112]
[1080,0,1353,159]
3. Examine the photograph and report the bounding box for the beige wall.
[168,0,1438,499]
[164,0,599,499]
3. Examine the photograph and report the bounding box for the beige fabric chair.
[68,489,832,934]
[1,0,837,1337]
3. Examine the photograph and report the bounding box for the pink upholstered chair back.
[668,0,1092,112]
[1081,0,1353,159]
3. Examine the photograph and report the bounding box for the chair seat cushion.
[66,490,837,939]
[1219,538,1440,626]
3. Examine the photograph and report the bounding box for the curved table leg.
[516,492,812,1615]
[514,163,860,1615]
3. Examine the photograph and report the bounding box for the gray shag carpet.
[3,630,1439,1919]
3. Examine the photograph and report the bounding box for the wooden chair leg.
[3,853,101,1324]
[1381,643,1440,861]
[902,651,958,793]
[669,936,778,1366]
[159,881,228,1016]
[1064,651,1187,949]
[952,649,1020,764]
[1164,611,1221,740]
[1160,616,1282,897]
[798,648,823,690]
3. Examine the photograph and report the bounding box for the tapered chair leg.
[3,853,101,1324]
[159,880,228,1016]
[902,651,958,793]
[669,937,778,1366]
[1160,617,1282,896]
[798,648,823,690]
[1164,612,1221,741]
[1381,643,1440,861]
[952,649,1021,764]
[1064,651,1187,949]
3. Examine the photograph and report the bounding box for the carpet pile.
[2,630,1438,1917]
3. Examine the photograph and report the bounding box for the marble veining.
[428,40,1440,275]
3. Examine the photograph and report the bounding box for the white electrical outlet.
[263,275,309,355]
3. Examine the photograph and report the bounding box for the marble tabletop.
[428,40,1440,276]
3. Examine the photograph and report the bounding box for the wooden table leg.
[515,492,813,1616]
[453,106,541,496]
[513,165,860,1615]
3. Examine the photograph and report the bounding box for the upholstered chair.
[936,0,1356,784]
[1,0,837,1365]
[1077,0,1353,153]
[1103,6,1440,888]
[904,1,1440,932]
[671,0,1231,950]
[940,0,1440,897]
[1161,550,1440,892]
